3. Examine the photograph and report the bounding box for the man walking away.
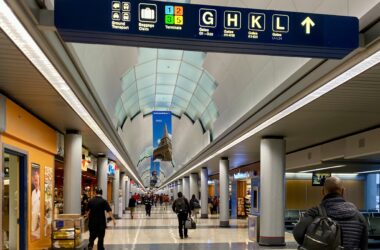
[144,194,153,217]
[189,194,201,221]
[128,196,136,219]
[87,189,116,250]
[293,176,368,249]
[172,192,191,239]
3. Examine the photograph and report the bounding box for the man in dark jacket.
[293,176,368,249]
[86,189,116,250]
[172,192,191,239]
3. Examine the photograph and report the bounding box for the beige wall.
[286,179,365,210]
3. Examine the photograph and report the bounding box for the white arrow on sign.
[301,17,315,35]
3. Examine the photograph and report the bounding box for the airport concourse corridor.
[83,206,298,250]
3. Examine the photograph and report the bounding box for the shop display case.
[51,215,87,249]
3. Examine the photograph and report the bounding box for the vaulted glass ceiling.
[114,48,219,132]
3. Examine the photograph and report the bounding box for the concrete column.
[121,173,126,213]
[63,132,82,214]
[259,138,285,246]
[183,176,190,199]
[214,180,219,197]
[177,179,183,195]
[113,168,120,218]
[97,157,108,200]
[171,183,177,200]
[201,167,209,218]
[366,174,378,210]
[219,157,229,227]
[190,173,199,199]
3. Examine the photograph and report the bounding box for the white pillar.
[63,132,82,214]
[190,173,199,199]
[121,173,126,213]
[173,182,178,200]
[259,138,285,246]
[97,157,108,200]
[177,179,183,195]
[113,168,120,218]
[201,167,209,218]
[219,157,229,227]
[126,178,130,209]
[183,176,190,199]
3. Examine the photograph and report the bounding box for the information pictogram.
[139,3,157,23]
[199,9,217,28]
[165,5,183,25]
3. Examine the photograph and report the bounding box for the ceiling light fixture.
[356,170,380,174]
[163,48,380,187]
[0,0,145,190]
[300,165,347,173]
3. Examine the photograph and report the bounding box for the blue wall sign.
[55,0,359,59]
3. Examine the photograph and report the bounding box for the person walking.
[293,176,368,249]
[189,194,201,221]
[172,192,191,239]
[86,189,116,250]
[128,196,136,219]
[144,194,153,217]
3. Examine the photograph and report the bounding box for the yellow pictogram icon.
[301,17,315,35]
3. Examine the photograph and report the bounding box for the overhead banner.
[151,111,172,187]
[55,0,359,59]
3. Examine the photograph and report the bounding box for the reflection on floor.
[83,206,298,250]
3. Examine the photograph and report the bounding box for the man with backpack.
[293,176,368,249]
[172,192,191,239]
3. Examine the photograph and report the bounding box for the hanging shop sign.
[55,0,359,59]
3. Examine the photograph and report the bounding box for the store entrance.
[3,150,27,250]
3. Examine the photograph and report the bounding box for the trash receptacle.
[248,215,260,242]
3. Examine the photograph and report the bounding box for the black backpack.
[175,198,188,214]
[301,205,343,250]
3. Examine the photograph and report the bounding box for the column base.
[219,221,230,228]
[201,214,208,219]
[259,236,285,246]
[113,214,121,220]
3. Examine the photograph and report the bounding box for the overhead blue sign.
[55,0,359,59]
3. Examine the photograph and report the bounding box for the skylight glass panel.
[131,104,141,117]
[194,86,210,104]
[137,75,155,90]
[116,106,127,124]
[156,84,175,94]
[182,51,206,67]
[124,93,139,107]
[155,94,172,104]
[157,73,177,85]
[140,95,155,106]
[158,49,183,60]
[139,86,155,99]
[121,68,136,91]
[206,102,218,118]
[201,112,212,129]
[170,106,182,116]
[186,104,198,120]
[157,59,181,74]
[199,71,217,96]
[135,60,156,79]
[189,96,205,113]
[172,96,188,109]
[177,75,196,93]
[179,62,203,82]
[121,85,137,102]
[174,87,193,101]
[138,48,157,63]
[142,106,154,115]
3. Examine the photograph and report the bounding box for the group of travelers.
[84,176,368,249]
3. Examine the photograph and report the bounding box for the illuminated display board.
[55,0,359,59]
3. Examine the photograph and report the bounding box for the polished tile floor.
[83,206,298,250]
